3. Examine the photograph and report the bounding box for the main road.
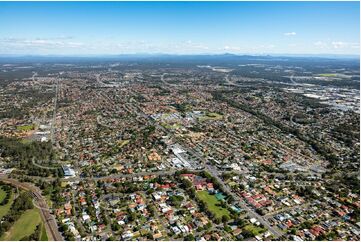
[8,168,200,183]
[50,79,59,144]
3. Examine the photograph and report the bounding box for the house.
[286,220,293,228]
[233,228,242,236]
[62,218,70,223]
[64,203,72,210]
[63,165,76,177]
[207,183,214,192]
[98,224,106,232]
[250,218,258,224]
[153,231,162,240]
[82,214,90,222]
[122,231,133,240]
[310,225,325,237]
[172,226,181,234]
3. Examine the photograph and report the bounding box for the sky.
[0,1,359,56]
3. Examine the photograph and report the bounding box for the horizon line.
[0,53,359,59]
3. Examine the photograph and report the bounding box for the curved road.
[32,158,61,170]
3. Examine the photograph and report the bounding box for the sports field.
[198,112,223,122]
[0,208,43,241]
[196,190,230,218]
[0,187,13,218]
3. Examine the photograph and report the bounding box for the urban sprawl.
[0,55,359,241]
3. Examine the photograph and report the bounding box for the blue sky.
[0,1,359,55]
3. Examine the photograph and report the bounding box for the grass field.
[0,187,6,203]
[45,194,53,208]
[20,138,33,145]
[198,112,223,122]
[118,139,130,148]
[0,189,13,218]
[40,223,48,241]
[16,124,35,132]
[161,122,181,130]
[243,224,267,236]
[196,191,230,218]
[0,208,42,241]
[318,73,337,77]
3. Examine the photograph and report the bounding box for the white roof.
[250,218,257,224]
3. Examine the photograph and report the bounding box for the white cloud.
[331,41,347,49]
[255,44,275,49]
[0,36,358,55]
[284,32,297,36]
[0,37,85,49]
[170,40,209,53]
[224,45,241,51]
[313,40,359,50]
[313,41,328,48]
[312,40,359,54]
[330,41,359,50]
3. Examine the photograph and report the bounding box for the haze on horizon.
[0,1,359,56]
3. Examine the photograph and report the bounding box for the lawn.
[118,139,130,148]
[45,194,53,208]
[318,73,337,77]
[20,138,33,145]
[243,224,267,236]
[0,187,7,203]
[0,208,42,241]
[0,190,14,218]
[16,124,35,132]
[161,122,181,130]
[196,191,230,218]
[40,223,48,241]
[198,112,223,122]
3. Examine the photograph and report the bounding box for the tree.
[148,204,156,216]
[235,218,246,228]
[184,234,195,241]
[222,215,230,223]
[111,222,120,231]
[205,222,212,230]
[255,208,264,215]
[128,212,137,222]
[224,225,232,233]
[242,230,253,239]
[214,217,221,224]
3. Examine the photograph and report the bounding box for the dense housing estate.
[0,55,359,241]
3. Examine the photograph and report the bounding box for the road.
[31,72,38,82]
[95,73,104,87]
[8,166,202,185]
[0,176,63,241]
[32,158,61,170]
[50,79,59,144]
[264,202,311,219]
[289,74,298,85]
[71,191,87,236]
[68,168,199,182]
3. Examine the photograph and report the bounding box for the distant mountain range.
[0,53,359,59]
[0,53,359,64]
